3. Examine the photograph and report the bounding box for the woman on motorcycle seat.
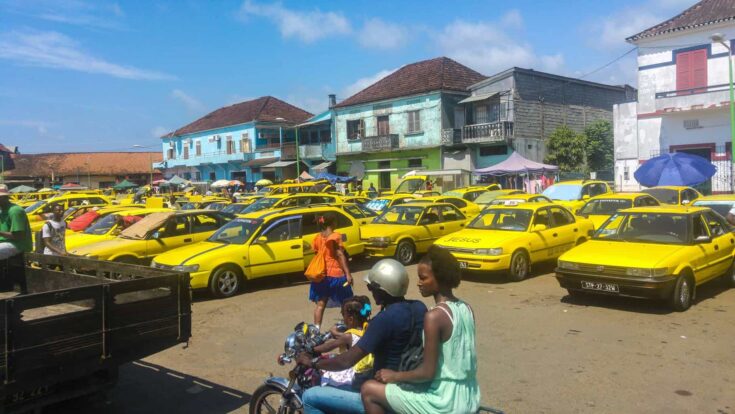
[361,245,481,414]
[312,296,374,390]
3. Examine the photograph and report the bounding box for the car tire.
[395,240,415,266]
[670,274,693,312]
[566,289,586,298]
[508,250,530,282]
[725,259,735,288]
[209,265,243,299]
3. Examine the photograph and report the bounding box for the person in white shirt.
[727,206,735,227]
[42,204,67,256]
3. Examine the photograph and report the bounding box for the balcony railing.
[300,142,336,160]
[361,134,399,152]
[655,83,730,99]
[439,122,513,145]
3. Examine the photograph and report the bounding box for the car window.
[683,189,699,203]
[692,215,709,239]
[159,216,190,237]
[300,213,320,236]
[704,211,729,237]
[635,196,660,207]
[263,218,301,242]
[335,212,353,229]
[191,214,221,233]
[342,205,366,219]
[533,209,551,227]
[440,205,465,222]
[89,197,106,204]
[585,183,607,197]
[442,198,467,209]
[550,207,574,227]
[419,207,442,225]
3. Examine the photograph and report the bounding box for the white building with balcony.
[614,0,735,193]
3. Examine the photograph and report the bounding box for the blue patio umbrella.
[634,152,716,187]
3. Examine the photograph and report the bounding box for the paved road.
[60,259,735,413]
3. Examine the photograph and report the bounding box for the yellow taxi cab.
[541,180,613,212]
[362,195,417,214]
[405,196,481,219]
[15,191,56,207]
[238,193,344,217]
[24,193,112,224]
[221,197,264,215]
[342,196,371,205]
[442,187,490,202]
[434,203,594,281]
[150,205,366,298]
[556,206,735,311]
[575,192,660,228]
[65,207,172,251]
[70,210,232,264]
[360,202,469,265]
[692,194,735,218]
[641,186,703,205]
[487,193,552,207]
[473,189,525,208]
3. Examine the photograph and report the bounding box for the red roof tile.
[335,57,486,108]
[628,0,735,42]
[171,96,313,137]
[3,152,162,177]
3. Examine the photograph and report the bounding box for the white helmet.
[364,259,409,297]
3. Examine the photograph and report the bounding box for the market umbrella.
[300,171,314,181]
[152,179,168,185]
[168,175,189,186]
[228,180,244,186]
[255,179,273,186]
[9,185,35,193]
[210,179,231,188]
[634,152,716,187]
[113,179,138,190]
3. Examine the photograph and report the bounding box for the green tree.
[584,120,613,172]
[544,125,586,172]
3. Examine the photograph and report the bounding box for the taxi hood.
[559,239,687,268]
[155,241,228,266]
[70,237,138,256]
[435,229,527,248]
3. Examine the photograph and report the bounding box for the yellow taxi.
[238,193,344,216]
[405,196,481,219]
[65,207,171,251]
[362,194,417,214]
[541,180,613,212]
[24,193,112,224]
[487,193,552,207]
[221,197,264,215]
[641,186,703,205]
[692,194,735,218]
[70,210,232,264]
[360,202,469,265]
[150,205,366,298]
[575,193,660,228]
[442,187,490,202]
[556,206,735,311]
[473,189,526,208]
[15,191,56,207]
[434,203,594,281]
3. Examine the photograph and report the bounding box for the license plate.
[459,261,468,269]
[581,281,619,292]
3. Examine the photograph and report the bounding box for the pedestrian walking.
[42,204,67,256]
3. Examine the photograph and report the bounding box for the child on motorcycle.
[312,295,374,390]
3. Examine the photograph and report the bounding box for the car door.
[145,215,191,259]
[416,207,442,252]
[527,208,557,262]
[691,213,718,281]
[437,205,467,235]
[248,217,304,279]
[333,211,362,257]
[703,211,734,278]
[548,206,579,258]
[300,212,321,265]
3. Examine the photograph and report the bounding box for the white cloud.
[357,18,409,50]
[435,20,564,75]
[500,9,523,29]
[239,0,351,43]
[151,125,170,138]
[3,0,127,30]
[341,68,398,99]
[0,30,174,80]
[171,89,205,112]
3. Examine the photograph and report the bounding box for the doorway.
[378,160,391,191]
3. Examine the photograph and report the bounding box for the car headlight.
[368,237,391,246]
[626,267,668,277]
[172,264,200,272]
[474,248,502,256]
[558,260,579,270]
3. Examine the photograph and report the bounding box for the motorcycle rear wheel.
[249,384,302,414]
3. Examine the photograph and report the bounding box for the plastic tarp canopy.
[113,179,138,190]
[120,211,174,239]
[9,185,35,193]
[314,172,355,184]
[168,175,189,185]
[474,152,558,175]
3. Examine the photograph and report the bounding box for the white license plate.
[459,261,468,269]
[581,281,619,292]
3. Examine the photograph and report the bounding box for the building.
[614,0,735,193]
[2,152,162,189]
[333,57,486,190]
[445,68,636,170]
[296,99,337,175]
[159,96,312,185]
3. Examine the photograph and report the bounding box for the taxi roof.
[552,179,608,185]
[483,203,551,211]
[619,205,709,214]
[642,185,693,191]
[245,204,346,220]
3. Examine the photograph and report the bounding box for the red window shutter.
[676,51,692,92]
[691,49,708,91]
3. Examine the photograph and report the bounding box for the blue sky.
[0,0,698,154]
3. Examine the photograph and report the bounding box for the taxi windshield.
[240,197,280,214]
[489,198,526,206]
[25,200,46,213]
[468,208,532,231]
[395,179,424,194]
[208,218,262,244]
[692,200,733,217]
[594,212,688,244]
[180,202,199,210]
[222,204,250,214]
[542,184,582,201]
[84,214,117,235]
[374,206,425,225]
[641,188,679,204]
[579,199,632,215]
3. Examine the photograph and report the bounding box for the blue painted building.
[157,96,312,186]
[296,100,337,175]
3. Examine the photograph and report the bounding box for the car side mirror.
[695,235,711,243]
[256,236,268,244]
[151,231,161,239]
[682,199,690,205]
[532,224,547,232]
[582,195,590,200]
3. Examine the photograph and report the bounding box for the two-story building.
[159,96,312,185]
[333,57,486,190]
[296,98,337,175]
[614,0,735,193]
[446,68,636,171]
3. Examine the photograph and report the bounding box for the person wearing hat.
[297,258,427,414]
[0,184,32,260]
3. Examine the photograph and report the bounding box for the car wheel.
[209,265,242,298]
[670,274,693,312]
[725,259,735,288]
[395,240,415,266]
[508,250,530,282]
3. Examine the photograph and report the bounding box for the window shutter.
[676,52,692,92]
[691,49,708,91]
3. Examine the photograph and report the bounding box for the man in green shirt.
[0,185,32,259]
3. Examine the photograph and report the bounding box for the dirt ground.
[61,258,735,413]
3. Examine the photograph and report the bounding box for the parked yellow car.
[641,186,703,205]
[221,197,264,215]
[405,196,481,219]
[487,193,552,207]
[151,205,365,298]
[239,193,344,216]
[65,207,171,251]
[542,180,613,212]
[442,187,489,202]
[24,193,111,224]
[361,202,468,265]
[435,203,594,281]
[363,195,417,213]
[70,210,232,264]
[473,189,525,208]
[576,192,660,228]
[556,206,735,311]
[692,194,735,218]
